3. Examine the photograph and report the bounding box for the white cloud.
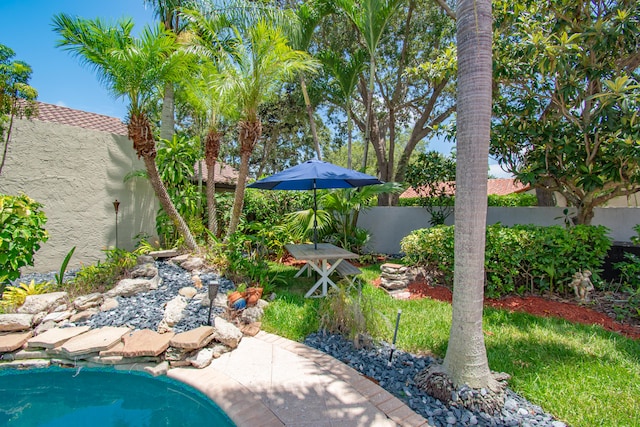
[55,101,67,108]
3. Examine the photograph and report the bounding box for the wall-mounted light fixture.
[113,199,120,249]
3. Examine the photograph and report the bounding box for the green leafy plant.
[55,246,75,286]
[68,248,136,296]
[0,194,49,284]
[401,224,611,298]
[0,279,51,310]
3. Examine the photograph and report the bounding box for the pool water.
[0,368,235,426]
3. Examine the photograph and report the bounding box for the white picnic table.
[285,243,360,298]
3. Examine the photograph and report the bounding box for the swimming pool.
[0,367,235,426]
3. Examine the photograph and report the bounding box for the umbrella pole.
[313,180,318,250]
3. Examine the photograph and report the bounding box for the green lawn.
[262,262,640,427]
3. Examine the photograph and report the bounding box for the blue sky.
[1,0,508,176]
[1,0,154,120]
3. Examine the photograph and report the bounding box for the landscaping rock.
[105,276,160,298]
[73,293,103,311]
[27,326,90,349]
[380,263,412,291]
[145,361,169,377]
[100,298,119,311]
[42,311,72,323]
[148,249,179,259]
[240,306,264,324]
[0,331,33,352]
[130,262,158,279]
[122,329,174,357]
[213,317,242,349]
[187,347,214,369]
[157,295,188,333]
[70,308,99,323]
[179,287,197,299]
[59,326,130,357]
[33,320,56,335]
[181,257,204,271]
[17,292,68,314]
[0,314,34,332]
[170,326,214,350]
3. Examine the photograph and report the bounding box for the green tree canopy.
[491,0,640,224]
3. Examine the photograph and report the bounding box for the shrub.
[401,224,611,298]
[0,194,49,285]
[68,248,136,296]
[487,193,537,206]
[0,279,51,311]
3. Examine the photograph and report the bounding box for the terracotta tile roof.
[192,161,239,187]
[401,179,530,198]
[30,101,128,135]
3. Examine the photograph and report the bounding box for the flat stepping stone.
[100,341,124,357]
[122,329,174,357]
[27,326,90,349]
[170,326,214,350]
[60,326,130,357]
[0,331,33,352]
[148,249,179,259]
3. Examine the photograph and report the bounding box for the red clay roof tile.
[31,101,127,135]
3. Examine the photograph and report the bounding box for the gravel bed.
[17,261,566,427]
[304,332,566,427]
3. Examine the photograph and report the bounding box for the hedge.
[400,224,611,298]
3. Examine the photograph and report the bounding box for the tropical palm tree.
[443,0,496,390]
[334,0,403,170]
[182,62,234,236]
[319,48,367,169]
[184,4,319,239]
[53,14,199,251]
[144,0,189,141]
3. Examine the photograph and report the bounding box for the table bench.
[331,259,362,285]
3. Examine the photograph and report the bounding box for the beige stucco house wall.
[0,102,158,273]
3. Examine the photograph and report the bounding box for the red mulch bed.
[373,277,640,341]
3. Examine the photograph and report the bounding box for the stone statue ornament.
[570,270,594,303]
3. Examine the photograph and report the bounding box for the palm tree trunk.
[442,0,495,389]
[226,120,261,239]
[205,130,221,236]
[160,83,175,141]
[300,76,322,160]
[143,156,198,251]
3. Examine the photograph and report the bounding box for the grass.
[262,262,640,427]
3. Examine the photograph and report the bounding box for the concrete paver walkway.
[169,332,429,427]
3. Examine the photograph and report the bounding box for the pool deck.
[168,331,430,427]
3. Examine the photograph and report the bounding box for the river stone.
[27,326,91,349]
[213,317,242,349]
[0,331,33,352]
[59,326,130,357]
[0,314,34,332]
[170,326,214,350]
[17,292,68,314]
[73,293,103,311]
[122,329,174,357]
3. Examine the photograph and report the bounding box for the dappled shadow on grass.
[482,308,640,427]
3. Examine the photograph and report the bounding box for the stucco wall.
[1,118,158,272]
[358,206,640,254]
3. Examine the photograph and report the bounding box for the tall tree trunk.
[160,83,175,142]
[300,76,322,160]
[143,156,198,251]
[205,130,221,236]
[576,203,594,225]
[0,110,16,176]
[226,120,261,239]
[442,0,495,389]
[128,113,198,251]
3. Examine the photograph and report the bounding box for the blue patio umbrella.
[247,160,383,248]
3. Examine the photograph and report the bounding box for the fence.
[357,206,640,254]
